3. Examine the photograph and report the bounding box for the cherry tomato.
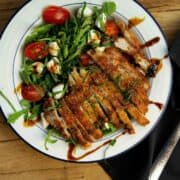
[80,53,92,66]
[105,20,120,38]
[42,6,70,25]
[21,84,45,102]
[24,42,48,60]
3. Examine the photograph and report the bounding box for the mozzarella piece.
[52,83,65,99]
[77,6,93,18]
[41,112,49,129]
[48,42,60,56]
[104,122,109,129]
[47,57,61,74]
[32,62,44,75]
[95,13,107,31]
[88,30,101,44]
[95,46,106,53]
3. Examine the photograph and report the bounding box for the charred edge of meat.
[146,60,162,77]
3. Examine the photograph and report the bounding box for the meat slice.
[64,90,103,140]
[91,86,121,128]
[43,98,71,139]
[91,71,149,126]
[116,19,141,50]
[126,105,149,125]
[59,101,91,147]
[88,47,149,113]
[114,37,161,77]
[98,84,135,133]
[88,95,110,124]
[90,72,134,133]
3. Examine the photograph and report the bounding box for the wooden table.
[0,0,179,179]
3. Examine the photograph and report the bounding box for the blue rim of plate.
[0,0,173,163]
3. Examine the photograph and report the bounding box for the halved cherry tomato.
[21,84,45,102]
[24,42,48,60]
[105,20,120,38]
[80,53,92,66]
[42,6,70,25]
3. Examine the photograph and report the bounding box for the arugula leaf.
[103,138,117,158]
[102,122,117,135]
[33,24,54,34]
[28,104,42,120]
[102,1,116,16]
[110,139,116,146]
[20,99,31,108]
[8,109,28,123]
[25,24,54,44]
[0,90,16,112]
[44,129,58,150]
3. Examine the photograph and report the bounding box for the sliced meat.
[43,98,71,139]
[98,83,135,133]
[88,95,110,124]
[91,72,134,133]
[59,101,91,147]
[116,19,141,50]
[88,47,149,113]
[91,86,121,128]
[71,67,83,84]
[126,105,149,125]
[91,72,149,126]
[114,36,161,77]
[65,90,103,140]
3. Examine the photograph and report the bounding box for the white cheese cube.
[47,57,61,74]
[52,84,65,99]
[77,6,93,18]
[88,30,101,44]
[32,62,44,75]
[49,42,60,56]
[95,46,106,53]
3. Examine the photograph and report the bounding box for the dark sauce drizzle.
[149,101,163,110]
[140,37,160,49]
[128,17,145,29]
[68,130,127,161]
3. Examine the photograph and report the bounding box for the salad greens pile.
[0,1,118,149]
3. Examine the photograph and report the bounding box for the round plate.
[0,0,172,162]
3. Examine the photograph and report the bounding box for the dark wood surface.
[0,0,179,179]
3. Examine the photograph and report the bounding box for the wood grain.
[0,0,179,179]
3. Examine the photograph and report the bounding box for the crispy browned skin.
[44,61,149,147]
[64,88,103,140]
[88,47,150,114]
[59,101,91,147]
[90,71,149,128]
[43,98,71,139]
[115,20,162,77]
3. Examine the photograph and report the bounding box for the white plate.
[0,0,172,162]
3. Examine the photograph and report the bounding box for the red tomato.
[42,6,70,25]
[105,20,120,38]
[80,53,92,66]
[24,42,48,60]
[21,84,45,102]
